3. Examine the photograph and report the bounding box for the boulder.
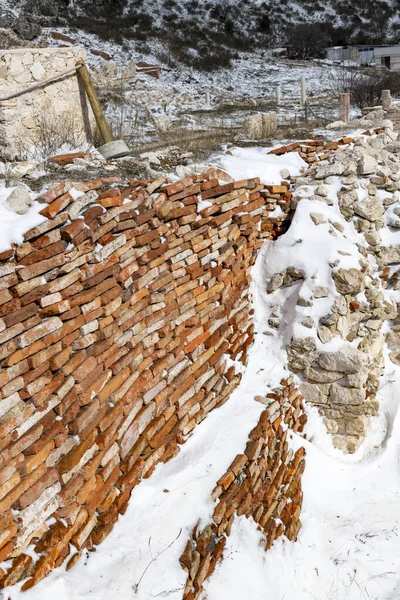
[287,337,317,372]
[315,162,345,179]
[332,295,348,316]
[385,142,400,153]
[6,186,33,215]
[320,313,338,326]
[338,189,357,220]
[297,296,313,307]
[267,271,285,293]
[330,383,365,405]
[379,246,400,265]
[313,287,328,298]
[333,268,365,295]
[300,383,328,404]
[354,197,384,221]
[337,315,350,339]
[305,366,343,383]
[318,326,334,344]
[389,351,400,365]
[315,184,329,197]
[358,154,377,175]
[364,230,381,245]
[386,332,400,350]
[316,345,367,373]
[301,317,313,328]
[310,212,326,225]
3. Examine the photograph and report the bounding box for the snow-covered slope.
[2,0,400,63]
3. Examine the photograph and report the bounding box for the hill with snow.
[2,0,400,68]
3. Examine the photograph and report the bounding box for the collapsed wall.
[180,377,307,600]
[0,48,94,160]
[0,171,292,589]
[265,123,399,454]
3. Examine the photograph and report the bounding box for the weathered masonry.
[180,378,307,600]
[0,47,94,160]
[0,172,295,589]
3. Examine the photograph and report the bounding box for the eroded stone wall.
[180,378,307,600]
[0,172,291,590]
[0,48,94,160]
[266,124,399,454]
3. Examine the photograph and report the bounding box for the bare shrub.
[328,65,400,109]
[101,87,143,145]
[14,108,89,163]
[285,23,328,60]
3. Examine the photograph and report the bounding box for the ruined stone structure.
[0,48,95,160]
[180,377,307,599]
[0,172,294,590]
[266,125,399,454]
[243,112,277,140]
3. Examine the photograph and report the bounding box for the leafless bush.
[101,87,144,145]
[14,108,89,163]
[108,99,139,143]
[328,65,400,109]
[285,23,328,60]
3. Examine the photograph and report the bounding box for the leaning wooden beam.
[0,66,80,103]
[75,59,113,145]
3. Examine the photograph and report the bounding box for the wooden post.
[276,85,281,106]
[76,60,113,145]
[381,89,392,111]
[339,92,350,123]
[300,76,306,107]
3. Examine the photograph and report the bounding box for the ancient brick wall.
[180,377,307,600]
[0,172,292,590]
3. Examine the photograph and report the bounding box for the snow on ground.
[6,149,400,600]
[0,184,46,253]
[206,348,400,600]
[216,146,308,184]
[44,28,341,137]
[46,28,333,104]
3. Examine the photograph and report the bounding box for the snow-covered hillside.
[2,0,400,65]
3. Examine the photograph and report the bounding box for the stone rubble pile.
[267,121,400,453]
[269,128,386,165]
[0,169,292,589]
[180,377,307,600]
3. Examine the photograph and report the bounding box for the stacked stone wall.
[0,47,94,160]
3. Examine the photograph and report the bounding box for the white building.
[326,45,376,66]
[374,45,400,71]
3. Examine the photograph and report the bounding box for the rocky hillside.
[2,0,400,67]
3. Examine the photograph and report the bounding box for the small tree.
[285,23,328,60]
[328,65,400,109]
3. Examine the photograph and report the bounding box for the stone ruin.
[243,112,277,140]
[266,124,400,453]
[0,48,95,161]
